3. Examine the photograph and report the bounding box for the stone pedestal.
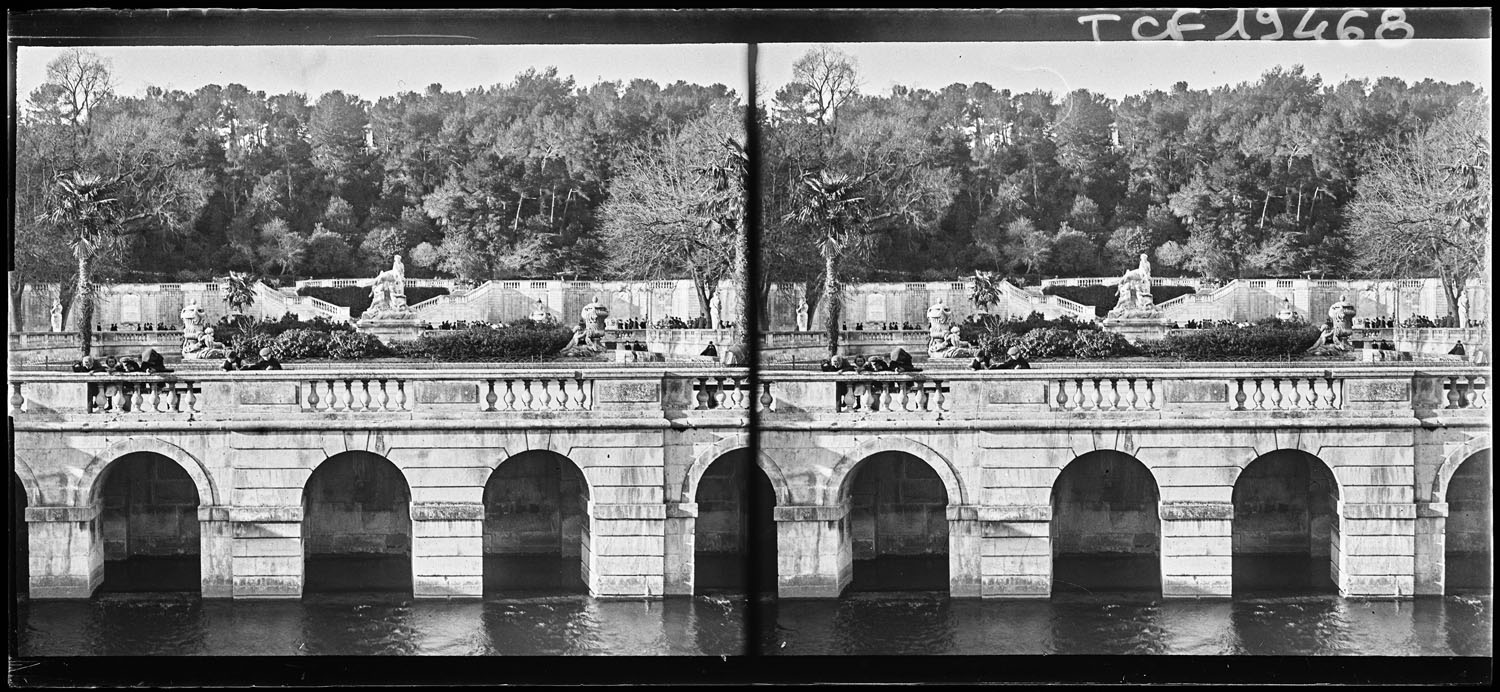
[357,317,424,343]
[775,503,852,598]
[1103,316,1173,343]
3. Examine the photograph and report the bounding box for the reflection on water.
[13,592,1490,656]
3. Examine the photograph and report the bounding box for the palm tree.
[786,170,869,356]
[45,171,121,357]
[701,135,750,355]
[224,270,260,334]
[969,270,1004,332]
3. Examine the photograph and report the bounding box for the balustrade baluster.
[376,380,390,411]
[731,379,746,410]
[1055,380,1070,410]
[519,380,535,411]
[502,380,517,411]
[1473,376,1489,408]
[935,382,946,412]
[1146,380,1159,410]
[130,384,144,412]
[544,379,558,410]
[1325,378,1340,409]
[1462,376,1478,409]
[169,384,182,413]
[1268,379,1284,410]
[695,379,709,409]
[395,381,408,411]
[1104,379,1120,410]
[483,380,497,411]
[879,383,892,412]
[900,382,912,412]
[760,382,774,411]
[9,383,24,414]
[1289,379,1306,409]
[1124,379,1139,410]
[1084,379,1101,410]
[358,380,372,411]
[1251,379,1266,410]
[306,381,320,411]
[149,383,163,412]
[112,384,128,412]
[187,384,199,413]
[1446,377,1462,409]
[713,378,727,409]
[573,380,587,409]
[1231,379,1246,411]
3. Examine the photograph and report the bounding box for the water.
[12,592,1491,657]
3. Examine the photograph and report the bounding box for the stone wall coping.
[758,366,1491,381]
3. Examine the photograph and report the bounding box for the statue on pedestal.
[50,301,64,332]
[1308,295,1357,352]
[561,297,610,356]
[1276,298,1299,322]
[1107,254,1162,318]
[179,301,220,359]
[529,299,550,323]
[364,254,414,320]
[926,302,973,358]
[709,292,722,330]
[796,298,810,332]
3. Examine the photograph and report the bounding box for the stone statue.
[50,301,64,332]
[709,292,722,329]
[1108,254,1161,318]
[180,304,226,360]
[926,302,972,358]
[796,299,810,332]
[560,297,610,356]
[529,299,549,323]
[1276,298,1298,322]
[1458,291,1471,327]
[1308,295,1357,353]
[364,254,413,319]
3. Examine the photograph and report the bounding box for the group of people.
[222,348,284,371]
[616,315,734,330]
[1358,315,1480,329]
[95,322,172,332]
[426,319,508,330]
[842,321,920,332]
[969,346,1032,370]
[820,348,921,373]
[72,348,172,374]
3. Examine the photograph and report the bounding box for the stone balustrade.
[9,365,1489,421]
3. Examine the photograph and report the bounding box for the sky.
[759,40,1492,99]
[15,39,1489,107]
[13,44,751,103]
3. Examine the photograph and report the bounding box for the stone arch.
[1432,435,1492,504]
[1232,448,1343,499]
[12,455,43,507]
[832,437,968,506]
[680,434,792,506]
[80,438,220,507]
[491,449,594,500]
[1054,449,1161,496]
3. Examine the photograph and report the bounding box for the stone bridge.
[7,364,1490,600]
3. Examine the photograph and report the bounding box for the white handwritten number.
[1336,10,1368,40]
[1376,9,1415,39]
[1256,9,1284,40]
[1293,9,1329,40]
[1078,13,1121,42]
[1215,8,1251,40]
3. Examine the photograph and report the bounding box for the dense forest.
[13,47,1490,333]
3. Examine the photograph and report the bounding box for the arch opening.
[98,452,202,594]
[483,451,591,594]
[12,472,29,610]
[301,451,412,594]
[1232,450,1341,595]
[693,450,777,595]
[1445,450,1491,595]
[845,451,950,593]
[1051,451,1161,595]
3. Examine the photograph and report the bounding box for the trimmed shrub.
[327,331,390,360]
[297,285,449,319]
[230,332,279,359]
[1044,284,1196,313]
[1073,329,1138,359]
[274,329,332,359]
[411,324,573,361]
[1138,324,1323,360]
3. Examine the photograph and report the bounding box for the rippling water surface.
[13,592,1490,657]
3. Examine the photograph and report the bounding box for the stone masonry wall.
[100,454,201,560]
[302,453,411,556]
[1051,452,1159,555]
[849,453,950,559]
[483,453,586,557]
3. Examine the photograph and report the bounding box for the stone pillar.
[198,505,234,599]
[1340,502,1417,597]
[411,502,483,599]
[230,505,303,599]
[947,505,982,598]
[1159,501,1233,598]
[589,502,664,597]
[663,501,697,596]
[26,505,103,599]
[774,503,851,598]
[977,504,1051,598]
[1413,501,1448,596]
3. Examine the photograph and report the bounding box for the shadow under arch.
[691,448,778,594]
[80,437,220,508]
[680,436,792,507]
[482,449,593,594]
[1231,449,1343,595]
[12,455,43,507]
[301,450,414,594]
[1443,449,1491,594]
[1432,435,1492,504]
[831,437,968,507]
[96,451,204,593]
[1051,450,1162,595]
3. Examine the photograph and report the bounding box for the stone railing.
[9,365,1488,422]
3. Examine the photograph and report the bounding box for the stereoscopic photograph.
[7,7,1492,686]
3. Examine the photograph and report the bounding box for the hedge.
[1043,284,1197,313]
[978,327,1137,360]
[403,324,574,361]
[214,313,353,344]
[296,285,450,318]
[1136,325,1323,360]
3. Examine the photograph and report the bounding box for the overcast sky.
[760,40,1491,98]
[13,39,1490,105]
[13,44,751,102]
